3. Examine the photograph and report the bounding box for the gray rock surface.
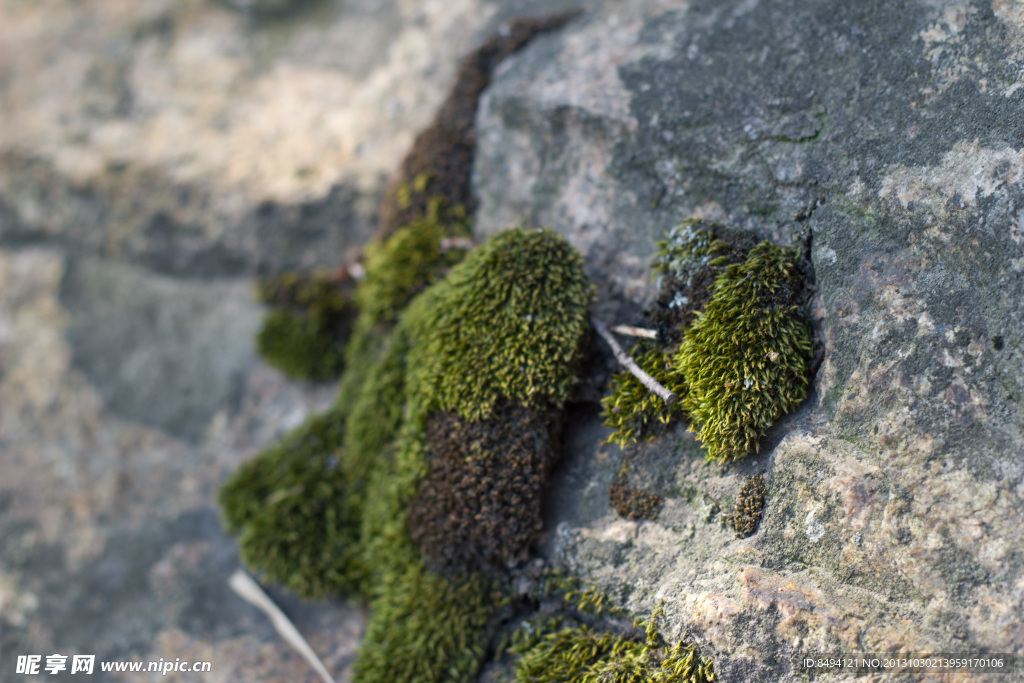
[476,0,1024,680]
[2,0,1023,681]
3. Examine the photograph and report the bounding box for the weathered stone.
[0,0,581,277]
[4,0,1024,679]
[476,0,1024,680]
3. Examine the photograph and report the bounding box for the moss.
[677,242,813,462]
[609,479,664,521]
[723,474,766,538]
[355,204,469,334]
[376,12,579,241]
[221,17,597,677]
[407,227,593,422]
[599,221,761,449]
[650,219,759,348]
[255,271,355,380]
[217,404,357,597]
[408,402,558,575]
[347,227,592,682]
[600,345,686,448]
[511,610,716,683]
[354,546,496,682]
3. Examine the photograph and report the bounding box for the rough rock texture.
[476,0,1024,681]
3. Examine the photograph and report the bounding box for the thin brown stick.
[610,324,658,339]
[592,318,678,406]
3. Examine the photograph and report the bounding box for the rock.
[0,0,580,277]
[4,0,1024,679]
[476,0,1024,680]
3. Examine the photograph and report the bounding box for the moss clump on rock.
[600,344,685,448]
[677,242,813,462]
[255,272,356,381]
[345,228,591,682]
[217,404,357,597]
[723,474,767,538]
[600,221,754,447]
[599,221,812,464]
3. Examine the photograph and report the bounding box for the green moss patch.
[510,610,716,683]
[355,204,469,334]
[217,404,357,597]
[255,272,356,381]
[355,554,496,682]
[677,241,813,462]
[600,344,685,449]
[408,227,593,422]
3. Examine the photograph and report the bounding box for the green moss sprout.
[355,201,468,334]
[676,241,812,462]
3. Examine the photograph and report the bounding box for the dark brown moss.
[407,401,560,576]
[608,479,664,521]
[651,220,760,348]
[723,474,767,538]
[376,11,580,240]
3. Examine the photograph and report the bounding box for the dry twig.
[610,324,658,339]
[592,317,677,406]
[229,570,335,683]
